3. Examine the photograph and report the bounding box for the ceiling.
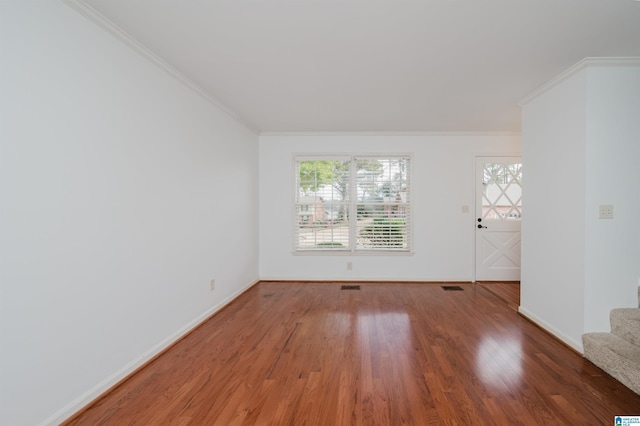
[79,0,640,133]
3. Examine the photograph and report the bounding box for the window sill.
[292,250,415,256]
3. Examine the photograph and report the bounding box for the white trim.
[262,131,521,137]
[294,152,413,158]
[292,250,415,256]
[518,306,584,354]
[472,153,479,283]
[294,154,352,162]
[60,0,259,135]
[45,279,260,426]
[519,57,640,107]
[259,277,474,283]
[472,151,522,159]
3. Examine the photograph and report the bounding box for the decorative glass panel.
[482,163,522,220]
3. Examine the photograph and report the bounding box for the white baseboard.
[518,306,584,354]
[44,279,259,426]
[258,276,474,282]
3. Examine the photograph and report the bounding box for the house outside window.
[295,155,411,253]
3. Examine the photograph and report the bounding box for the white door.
[475,157,522,281]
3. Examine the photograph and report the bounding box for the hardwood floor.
[65,282,640,425]
[476,281,520,310]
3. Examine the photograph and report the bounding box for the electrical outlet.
[210,279,215,291]
[347,262,353,271]
[599,204,613,219]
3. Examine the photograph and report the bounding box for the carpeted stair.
[582,287,640,395]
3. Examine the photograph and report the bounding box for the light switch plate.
[599,204,613,219]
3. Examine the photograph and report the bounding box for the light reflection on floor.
[476,331,523,391]
[357,311,412,356]
[329,311,411,333]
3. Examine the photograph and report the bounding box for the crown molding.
[519,57,640,107]
[61,0,260,134]
[259,131,521,137]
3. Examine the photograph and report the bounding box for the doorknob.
[477,224,487,229]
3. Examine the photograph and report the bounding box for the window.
[295,155,411,252]
[481,162,522,220]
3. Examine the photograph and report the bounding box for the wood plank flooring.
[476,281,520,310]
[65,282,640,425]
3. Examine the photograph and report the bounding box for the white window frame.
[293,154,413,255]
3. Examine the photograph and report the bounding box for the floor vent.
[441,285,464,291]
[341,285,361,290]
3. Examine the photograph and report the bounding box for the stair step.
[583,332,640,395]
[611,308,640,347]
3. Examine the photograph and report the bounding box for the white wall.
[520,60,640,352]
[0,2,259,425]
[259,133,521,281]
[519,69,588,351]
[584,66,640,331]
